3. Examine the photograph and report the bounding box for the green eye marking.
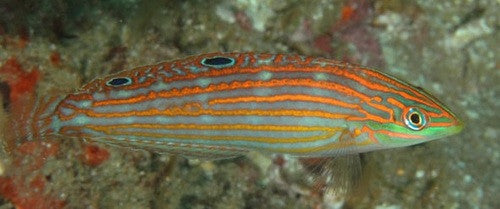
[404,107,426,131]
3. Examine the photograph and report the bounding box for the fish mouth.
[441,117,464,138]
[426,117,463,141]
[447,107,464,136]
[451,119,464,135]
[439,104,464,137]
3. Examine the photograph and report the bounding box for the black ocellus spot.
[201,56,235,68]
[106,77,132,87]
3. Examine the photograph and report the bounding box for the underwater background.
[0,0,498,208]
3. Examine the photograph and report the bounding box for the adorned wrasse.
[7,52,463,159]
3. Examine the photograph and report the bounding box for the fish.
[6,52,463,159]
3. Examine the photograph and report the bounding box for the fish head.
[355,72,464,149]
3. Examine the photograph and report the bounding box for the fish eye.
[404,107,426,131]
[106,77,132,87]
[201,56,235,68]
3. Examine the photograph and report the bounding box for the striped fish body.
[40,52,462,159]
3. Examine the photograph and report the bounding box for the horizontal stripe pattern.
[46,52,461,158]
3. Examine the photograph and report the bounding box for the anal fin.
[82,136,247,160]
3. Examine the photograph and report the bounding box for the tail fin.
[3,93,64,152]
[0,57,64,153]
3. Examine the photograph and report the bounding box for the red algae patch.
[0,176,65,209]
[81,144,110,167]
[0,140,64,209]
[0,57,40,103]
[16,141,60,170]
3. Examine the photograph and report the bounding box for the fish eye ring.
[106,77,132,87]
[404,107,426,131]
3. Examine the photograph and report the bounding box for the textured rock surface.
[0,0,498,208]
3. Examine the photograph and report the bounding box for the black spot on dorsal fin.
[201,56,235,68]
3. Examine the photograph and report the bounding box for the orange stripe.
[66,94,93,101]
[58,102,353,121]
[429,122,454,127]
[257,53,274,60]
[375,129,424,139]
[361,126,380,144]
[208,94,359,109]
[387,97,406,110]
[274,54,284,64]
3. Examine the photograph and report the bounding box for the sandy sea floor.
[0,0,498,208]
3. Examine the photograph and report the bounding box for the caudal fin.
[0,57,64,153]
[2,93,65,153]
